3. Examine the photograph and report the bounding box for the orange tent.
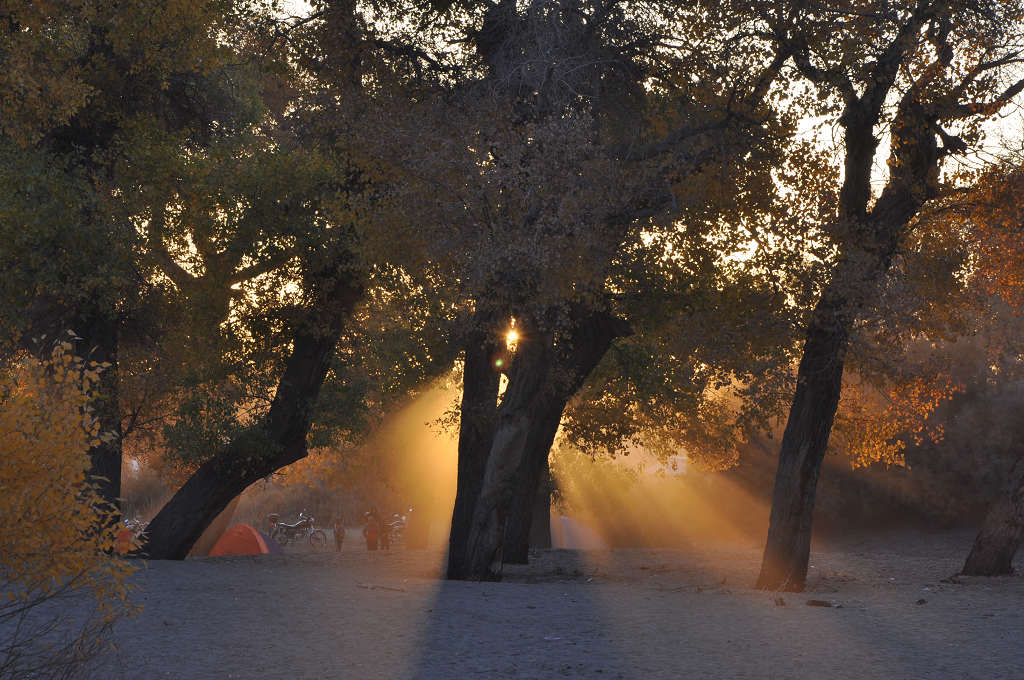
[209,524,271,556]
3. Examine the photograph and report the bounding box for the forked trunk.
[462,336,554,579]
[454,308,628,580]
[961,455,1024,576]
[755,91,939,592]
[446,314,503,578]
[507,310,627,563]
[755,294,849,592]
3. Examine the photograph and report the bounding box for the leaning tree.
[139,0,475,558]
[742,0,1024,591]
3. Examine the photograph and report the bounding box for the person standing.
[363,508,380,551]
[333,517,346,552]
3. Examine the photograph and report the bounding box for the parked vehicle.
[123,516,148,537]
[270,511,327,548]
[386,513,407,544]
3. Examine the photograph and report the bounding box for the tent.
[209,524,276,556]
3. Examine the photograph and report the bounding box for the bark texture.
[461,334,554,579]
[961,455,1024,576]
[141,269,361,560]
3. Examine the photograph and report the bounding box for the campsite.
[3,1,1024,678]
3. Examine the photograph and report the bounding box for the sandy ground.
[92,529,1023,679]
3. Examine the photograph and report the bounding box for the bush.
[0,342,137,679]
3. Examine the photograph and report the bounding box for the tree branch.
[789,43,858,107]
[859,0,940,119]
[230,250,296,285]
[950,77,1024,119]
[147,205,199,293]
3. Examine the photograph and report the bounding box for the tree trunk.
[961,454,1024,576]
[445,313,503,579]
[74,312,122,510]
[453,307,629,580]
[18,302,124,511]
[461,333,555,579]
[502,407,560,563]
[501,309,627,563]
[755,293,850,592]
[754,93,939,592]
[141,327,339,559]
[141,269,361,560]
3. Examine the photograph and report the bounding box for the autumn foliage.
[968,165,1024,307]
[0,342,136,679]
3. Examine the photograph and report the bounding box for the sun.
[506,329,519,347]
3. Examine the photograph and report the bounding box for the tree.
[138,0,458,558]
[746,0,1024,590]
[140,248,364,558]
[0,0,256,508]
[359,0,800,579]
[1,0,389,561]
[133,54,373,557]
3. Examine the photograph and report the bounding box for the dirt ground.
[94,529,1023,679]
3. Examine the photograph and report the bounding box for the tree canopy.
[4,0,1024,587]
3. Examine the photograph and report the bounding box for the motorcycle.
[385,513,407,543]
[382,509,412,546]
[123,516,148,537]
[270,511,327,549]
